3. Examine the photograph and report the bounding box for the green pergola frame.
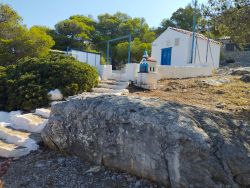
[106,34,132,64]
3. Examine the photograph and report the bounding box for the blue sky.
[1,0,207,28]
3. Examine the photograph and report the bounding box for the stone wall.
[223,51,250,66]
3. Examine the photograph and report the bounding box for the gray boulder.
[231,67,250,76]
[42,94,250,188]
[240,74,250,83]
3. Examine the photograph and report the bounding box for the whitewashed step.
[0,124,38,150]
[97,83,128,90]
[100,80,129,85]
[0,139,30,158]
[99,80,117,84]
[0,111,21,124]
[10,113,48,133]
[34,108,51,118]
[92,88,129,95]
[116,81,130,87]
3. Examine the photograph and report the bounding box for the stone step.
[99,80,117,84]
[0,139,30,158]
[0,111,21,124]
[34,108,51,119]
[100,80,130,86]
[0,124,38,150]
[9,113,48,133]
[92,88,129,95]
[97,83,128,90]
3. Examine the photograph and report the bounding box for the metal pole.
[128,35,131,64]
[194,36,197,64]
[106,34,132,64]
[205,39,209,64]
[190,0,197,64]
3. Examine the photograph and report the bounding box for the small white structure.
[69,49,101,68]
[152,27,221,69]
[50,49,102,69]
[136,51,158,89]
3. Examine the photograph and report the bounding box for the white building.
[69,49,101,68]
[151,27,221,69]
[50,49,102,69]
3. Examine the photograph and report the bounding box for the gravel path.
[1,146,163,188]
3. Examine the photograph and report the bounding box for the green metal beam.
[190,0,198,64]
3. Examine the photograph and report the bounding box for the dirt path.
[1,146,162,188]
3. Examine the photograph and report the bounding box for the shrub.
[100,56,106,65]
[0,66,7,109]
[225,58,235,64]
[220,51,225,61]
[1,54,98,111]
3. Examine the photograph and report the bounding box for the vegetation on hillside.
[0,4,55,66]
[1,1,249,66]
[203,0,250,46]
[0,54,98,111]
[0,1,248,111]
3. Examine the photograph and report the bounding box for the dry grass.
[129,75,250,119]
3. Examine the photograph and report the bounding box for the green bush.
[0,66,7,109]
[225,58,235,64]
[220,51,225,61]
[1,54,98,111]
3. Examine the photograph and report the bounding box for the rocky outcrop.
[240,74,250,83]
[42,94,250,187]
[231,67,250,76]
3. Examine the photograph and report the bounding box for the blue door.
[161,47,172,65]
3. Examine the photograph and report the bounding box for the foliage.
[53,15,95,51]
[0,4,22,36]
[155,19,176,36]
[93,12,155,66]
[155,5,202,36]
[115,38,151,64]
[1,54,98,111]
[100,56,106,65]
[203,0,250,46]
[0,4,55,66]
[48,12,155,67]
[0,66,6,109]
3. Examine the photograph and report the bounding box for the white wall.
[192,38,220,69]
[152,29,191,66]
[157,65,213,79]
[134,65,213,90]
[152,28,221,69]
[136,73,158,90]
[70,50,101,68]
[99,65,112,80]
[99,63,139,81]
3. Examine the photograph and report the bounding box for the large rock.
[42,94,250,187]
[48,89,63,101]
[231,67,250,76]
[240,74,250,83]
